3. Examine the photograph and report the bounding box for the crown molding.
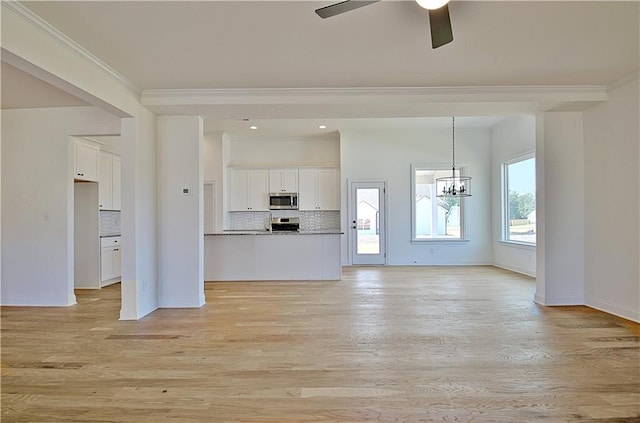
[2,1,140,95]
[607,72,639,91]
[141,85,607,106]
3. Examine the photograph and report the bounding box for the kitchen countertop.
[206,230,343,236]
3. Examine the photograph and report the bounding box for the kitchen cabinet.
[228,169,269,211]
[100,236,121,285]
[74,139,99,182]
[205,233,342,281]
[299,168,340,211]
[112,156,121,210]
[269,169,298,193]
[98,153,112,209]
[98,152,121,210]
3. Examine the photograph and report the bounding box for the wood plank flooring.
[2,266,639,422]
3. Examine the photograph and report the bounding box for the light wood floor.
[2,266,639,422]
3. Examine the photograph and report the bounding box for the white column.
[583,76,639,322]
[535,112,585,305]
[119,106,159,320]
[157,116,205,308]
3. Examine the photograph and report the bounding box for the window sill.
[412,238,469,244]
[499,240,536,250]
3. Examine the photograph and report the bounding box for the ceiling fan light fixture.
[416,0,449,10]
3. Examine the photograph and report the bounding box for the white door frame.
[348,179,388,265]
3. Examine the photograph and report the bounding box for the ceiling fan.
[315,0,454,49]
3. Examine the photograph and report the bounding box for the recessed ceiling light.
[319,125,327,129]
[249,125,258,130]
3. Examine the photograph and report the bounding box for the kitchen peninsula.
[204,231,342,281]
[204,135,343,281]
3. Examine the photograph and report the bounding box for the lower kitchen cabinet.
[205,233,342,281]
[100,236,121,286]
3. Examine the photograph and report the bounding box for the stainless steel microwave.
[269,193,298,210]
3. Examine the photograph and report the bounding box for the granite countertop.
[206,230,343,236]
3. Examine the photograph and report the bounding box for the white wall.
[535,112,585,306]
[120,106,159,319]
[490,116,537,276]
[228,135,340,167]
[157,116,205,308]
[1,106,120,306]
[340,128,492,266]
[583,76,639,322]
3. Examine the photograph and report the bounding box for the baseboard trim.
[493,263,536,278]
[533,295,584,306]
[586,298,640,323]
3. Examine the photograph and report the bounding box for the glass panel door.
[350,182,386,265]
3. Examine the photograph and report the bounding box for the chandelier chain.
[452,116,455,170]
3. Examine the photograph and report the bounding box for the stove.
[271,217,300,232]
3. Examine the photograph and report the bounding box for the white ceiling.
[4,1,639,136]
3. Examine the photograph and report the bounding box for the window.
[357,218,371,230]
[412,165,466,240]
[503,155,536,245]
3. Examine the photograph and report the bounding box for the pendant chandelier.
[436,117,472,197]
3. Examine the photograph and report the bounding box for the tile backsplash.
[228,211,271,231]
[100,210,121,236]
[299,210,341,231]
[227,210,340,231]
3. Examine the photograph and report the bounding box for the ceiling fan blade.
[315,0,380,19]
[428,4,453,49]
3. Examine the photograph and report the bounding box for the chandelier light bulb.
[415,0,450,10]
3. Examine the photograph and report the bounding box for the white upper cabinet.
[269,169,298,193]
[316,169,340,210]
[112,156,121,210]
[74,139,99,182]
[98,152,121,211]
[98,152,112,209]
[299,168,340,211]
[229,169,269,211]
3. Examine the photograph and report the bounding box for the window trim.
[501,152,536,246]
[411,163,469,242]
